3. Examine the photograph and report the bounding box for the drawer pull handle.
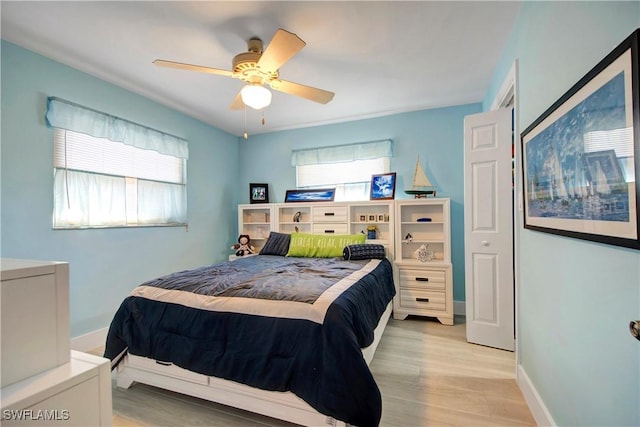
[325,230,335,234]
[155,360,172,366]
[416,297,430,303]
[416,277,429,282]
[324,212,335,216]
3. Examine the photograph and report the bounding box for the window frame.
[52,128,187,229]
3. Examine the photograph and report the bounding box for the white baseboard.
[453,299,465,316]
[517,364,556,426]
[71,327,109,353]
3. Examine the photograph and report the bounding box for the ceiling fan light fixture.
[240,84,272,110]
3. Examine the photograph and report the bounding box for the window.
[53,129,186,228]
[46,97,188,229]
[297,157,390,201]
[292,140,393,201]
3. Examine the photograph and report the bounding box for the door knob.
[630,321,640,341]
[481,240,490,247]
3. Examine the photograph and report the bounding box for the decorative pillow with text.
[286,233,366,258]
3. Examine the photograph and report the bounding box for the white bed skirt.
[115,302,393,427]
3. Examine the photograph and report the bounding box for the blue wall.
[238,104,481,303]
[1,37,480,335]
[5,5,638,424]
[487,2,639,426]
[1,41,240,337]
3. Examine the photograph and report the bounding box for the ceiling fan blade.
[229,90,244,110]
[153,59,233,77]
[257,29,306,72]
[270,80,335,104]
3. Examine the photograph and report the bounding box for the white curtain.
[137,180,187,224]
[46,97,189,159]
[54,169,126,227]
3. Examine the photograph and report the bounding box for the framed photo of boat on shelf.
[521,29,639,250]
[370,172,396,200]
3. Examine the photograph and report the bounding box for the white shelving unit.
[276,204,312,234]
[237,204,273,253]
[238,201,395,258]
[347,201,394,256]
[393,198,453,325]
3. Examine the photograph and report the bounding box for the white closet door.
[464,108,514,351]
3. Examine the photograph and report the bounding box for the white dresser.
[1,258,112,425]
[1,259,70,387]
[1,351,112,426]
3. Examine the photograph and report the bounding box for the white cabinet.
[393,199,453,325]
[1,259,112,425]
[1,259,70,387]
[237,204,274,253]
[1,351,112,426]
[239,201,395,257]
[311,205,348,234]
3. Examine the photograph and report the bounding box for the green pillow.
[286,233,366,258]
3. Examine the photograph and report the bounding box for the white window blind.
[296,158,390,202]
[53,128,187,228]
[54,129,184,183]
[292,140,393,201]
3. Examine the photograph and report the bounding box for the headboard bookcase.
[238,198,454,325]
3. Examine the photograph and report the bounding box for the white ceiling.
[1,1,522,137]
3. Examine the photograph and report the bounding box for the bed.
[104,235,396,427]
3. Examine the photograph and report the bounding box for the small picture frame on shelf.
[249,183,269,204]
[359,214,367,222]
[368,214,376,222]
[377,214,385,222]
[370,172,397,200]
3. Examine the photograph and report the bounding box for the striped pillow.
[259,232,291,256]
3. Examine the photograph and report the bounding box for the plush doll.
[231,234,255,256]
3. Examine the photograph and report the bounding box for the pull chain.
[243,105,248,139]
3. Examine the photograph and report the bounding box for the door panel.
[464,108,514,351]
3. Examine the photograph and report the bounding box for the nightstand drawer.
[312,223,349,234]
[400,289,446,311]
[399,268,446,290]
[312,206,348,223]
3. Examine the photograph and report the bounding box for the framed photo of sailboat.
[370,172,397,200]
[521,29,639,250]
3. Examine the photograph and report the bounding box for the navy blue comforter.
[104,255,395,427]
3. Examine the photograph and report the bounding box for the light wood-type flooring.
[93,316,536,426]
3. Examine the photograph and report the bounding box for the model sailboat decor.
[405,156,437,198]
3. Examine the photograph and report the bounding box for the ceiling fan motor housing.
[232,38,278,85]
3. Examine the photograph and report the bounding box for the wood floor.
[95,316,535,426]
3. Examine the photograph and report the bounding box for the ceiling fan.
[153,28,335,110]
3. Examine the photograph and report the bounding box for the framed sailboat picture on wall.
[521,29,639,250]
